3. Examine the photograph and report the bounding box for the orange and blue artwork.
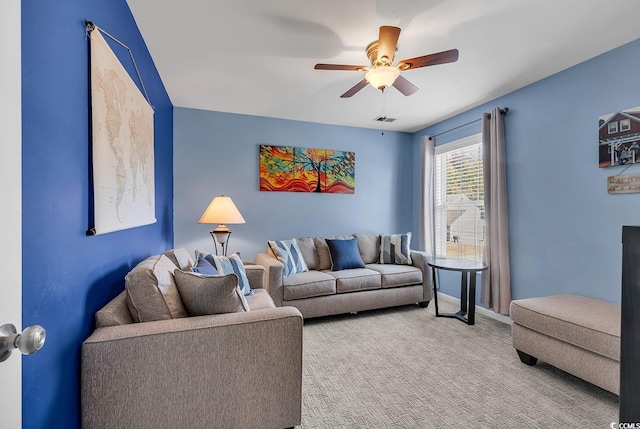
[259,145,355,193]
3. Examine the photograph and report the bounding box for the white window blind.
[435,133,484,263]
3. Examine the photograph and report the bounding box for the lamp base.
[209,226,232,256]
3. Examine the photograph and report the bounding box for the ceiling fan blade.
[377,26,401,64]
[397,49,459,70]
[340,79,369,98]
[392,75,418,96]
[315,63,368,71]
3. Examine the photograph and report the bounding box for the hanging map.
[89,28,155,234]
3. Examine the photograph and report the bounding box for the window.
[620,119,631,132]
[609,121,619,134]
[435,133,484,263]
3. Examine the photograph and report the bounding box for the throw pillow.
[268,239,309,276]
[380,233,412,265]
[125,254,188,323]
[191,254,219,275]
[202,252,253,296]
[325,238,366,271]
[163,247,195,270]
[174,270,249,315]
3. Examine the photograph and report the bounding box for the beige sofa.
[257,233,433,319]
[81,248,303,429]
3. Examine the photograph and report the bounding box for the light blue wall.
[174,108,413,261]
[21,1,173,427]
[412,38,640,304]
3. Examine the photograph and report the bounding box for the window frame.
[620,119,631,132]
[609,121,619,134]
[434,133,485,263]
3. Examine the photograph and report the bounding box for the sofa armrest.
[256,252,285,306]
[244,263,266,289]
[410,250,434,302]
[82,306,303,429]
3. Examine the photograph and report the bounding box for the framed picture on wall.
[599,106,640,168]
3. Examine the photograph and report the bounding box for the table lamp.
[198,195,246,255]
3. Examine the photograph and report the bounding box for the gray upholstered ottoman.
[510,294,620,394]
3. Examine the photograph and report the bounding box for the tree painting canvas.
[260,145,355,193]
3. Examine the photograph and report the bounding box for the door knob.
[0,324,46,362]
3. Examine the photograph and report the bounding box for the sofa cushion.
[325,268,382,293]
[268,239,308,276]
[163,247,195,270]
[95,291,133,328]
[200,251,252,296]
[174,270,249,315]
[354,233,380,264]
[366,264,422,288]
[191,254,219,275]
[244,288,277,310]
[380,233,412,265]
[315,235,353,270]
[326,238,366,271]
[125,255,188,323]
[283,271,336,300]
[295,237,319,270]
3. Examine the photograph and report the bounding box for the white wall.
[0,0,22,427]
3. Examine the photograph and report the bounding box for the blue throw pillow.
[204,252,252,296]
[190,254,219,275]
[325,238,366,271]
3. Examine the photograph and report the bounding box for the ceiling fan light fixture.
[365,66,400,90]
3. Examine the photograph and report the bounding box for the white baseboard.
[436,292,512,325]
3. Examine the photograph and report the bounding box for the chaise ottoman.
[510,294,620,394]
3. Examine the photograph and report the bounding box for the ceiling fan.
[315,26,459,98]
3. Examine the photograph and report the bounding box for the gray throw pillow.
[125,254,188,323]
[174,270,250,316]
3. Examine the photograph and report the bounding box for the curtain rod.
[428,107,509,140]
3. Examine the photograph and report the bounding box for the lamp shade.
[365,66,400,90]
[198,196,246,225]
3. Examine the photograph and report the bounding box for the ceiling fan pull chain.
[381,88,386,135]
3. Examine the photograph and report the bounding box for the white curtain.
[419,135,436,257]
[481,108,512,314]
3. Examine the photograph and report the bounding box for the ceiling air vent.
[373,116,396,122]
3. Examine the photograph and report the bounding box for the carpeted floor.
[300,301,619,428]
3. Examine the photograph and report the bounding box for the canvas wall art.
[599,106,640,168]
[259,145,355,193]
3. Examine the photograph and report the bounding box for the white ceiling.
[127,0,640,133]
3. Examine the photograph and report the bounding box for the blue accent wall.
[412,38,640,305]
[21,1,173,427]
[173,108,413,261]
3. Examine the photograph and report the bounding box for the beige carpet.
[300,301,619,428]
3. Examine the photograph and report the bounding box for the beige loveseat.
[81,248,303,429]
[257,233,433,318]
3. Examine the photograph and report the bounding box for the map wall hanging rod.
[85,21,152,108]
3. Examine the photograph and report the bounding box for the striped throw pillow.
[268,239,309,276]
[379,233,412,265]
[203,252,252,296]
